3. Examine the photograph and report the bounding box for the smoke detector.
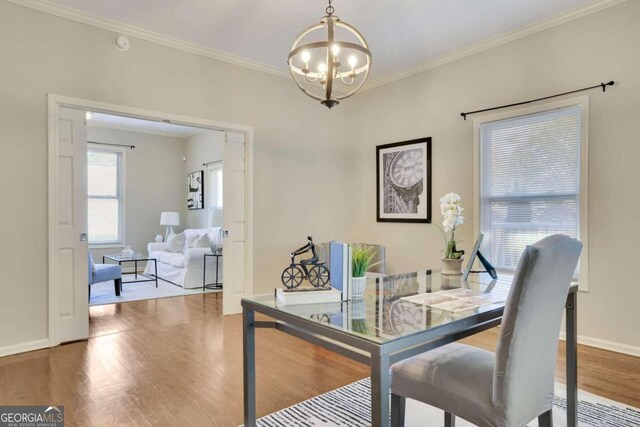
[114,34,130,51]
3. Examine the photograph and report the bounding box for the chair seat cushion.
[391,343,497,427]
[92,264,122,284]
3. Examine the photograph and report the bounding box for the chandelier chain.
[326,0,334,16]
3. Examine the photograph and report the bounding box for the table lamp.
[160,212,180,241]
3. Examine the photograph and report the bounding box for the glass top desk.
[242,270,578,427]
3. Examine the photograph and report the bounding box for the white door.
[222,131,249,314]
[56,107,89,343]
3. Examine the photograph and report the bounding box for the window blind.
[479,106,582,276]
[87,149,123,244]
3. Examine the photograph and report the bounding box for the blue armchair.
[89,252,123,298]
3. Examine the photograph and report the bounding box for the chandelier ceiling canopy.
[287,0,372,109]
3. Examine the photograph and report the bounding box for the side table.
[203,253,223,290]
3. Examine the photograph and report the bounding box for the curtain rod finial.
[461,113,467,120]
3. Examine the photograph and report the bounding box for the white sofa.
[143,227,223,289]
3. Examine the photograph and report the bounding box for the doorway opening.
[84,111,225,306]
[48,95,253,346]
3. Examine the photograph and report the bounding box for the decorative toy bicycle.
[281,236,330,290]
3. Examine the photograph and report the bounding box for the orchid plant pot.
[350,276,367,299]
[441,257,464,276]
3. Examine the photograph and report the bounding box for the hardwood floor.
[0,293,637,426]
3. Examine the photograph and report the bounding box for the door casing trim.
[48,94,254,346]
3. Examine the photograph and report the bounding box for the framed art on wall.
[187,170,204,210]
[376,137,432,223]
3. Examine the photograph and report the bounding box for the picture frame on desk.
[376,137,432,223]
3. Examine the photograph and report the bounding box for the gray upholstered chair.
[390,235,582,427]
[88,252,123,298]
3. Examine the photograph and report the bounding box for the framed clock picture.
[376,137,432,223]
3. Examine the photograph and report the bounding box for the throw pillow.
[184,233,200,249]
[194,233,212,249]
[166,232,186,253]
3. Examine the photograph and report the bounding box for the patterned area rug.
[252,378,640,427]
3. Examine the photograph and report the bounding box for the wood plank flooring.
[0,293,637,426]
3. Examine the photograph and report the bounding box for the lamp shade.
[160,212,180,226]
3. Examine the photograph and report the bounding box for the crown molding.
[5,0,628,90]
[363,0,628,91]
[5,0,290,79]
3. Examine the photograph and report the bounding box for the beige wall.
[86,126,187,263]
[1,0,638,355]
[184,130,225,229]
[346,1,640,352]
[0,1,355,350]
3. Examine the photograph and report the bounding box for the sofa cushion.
[153,251,185,268]
[158,252,175,264]
[169,253,185,268]
[166,232,186,253]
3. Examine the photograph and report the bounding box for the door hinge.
[80,233,88,241]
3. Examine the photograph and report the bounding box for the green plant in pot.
[350,245,377,299]
[438,192,465,275]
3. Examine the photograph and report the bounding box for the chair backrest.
[492,235,582,426]
[88,252,96,284]
[88,252,96,270]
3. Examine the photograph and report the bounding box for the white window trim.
[87,143,127,248]
[473,95,589,291]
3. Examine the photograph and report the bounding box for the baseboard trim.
[0,338,50,358]
[559,332,640,357]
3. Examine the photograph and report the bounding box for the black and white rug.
[251,378,640,427]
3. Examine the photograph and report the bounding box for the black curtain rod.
[460,80,615,120]
[203,160,222,166]
[88,140,135,149]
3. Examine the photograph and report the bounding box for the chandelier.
[287,0,372,108]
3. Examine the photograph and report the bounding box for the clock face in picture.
[390,149,423,188]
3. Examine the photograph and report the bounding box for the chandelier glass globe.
[287,0,372,109]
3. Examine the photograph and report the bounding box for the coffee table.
[103,253,158,290]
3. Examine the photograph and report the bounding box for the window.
[478,102,587,283]
[87,146,125,245]
[208,162,223,227]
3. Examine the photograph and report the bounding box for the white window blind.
[479,106,582,276]
[87,148,124,244]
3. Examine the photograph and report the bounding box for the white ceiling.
[43,0,603,82]
[88,112,203,138]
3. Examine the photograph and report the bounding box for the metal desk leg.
[371,349,390,427]
[243,307,257,427]
[566,292,577,427]
[154,259,158,287]
[135,260,138,279]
